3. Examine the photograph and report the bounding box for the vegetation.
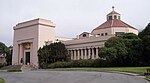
[7,69,22,72]
[139,23,150,65]
[48,59,108,68]
[0,63,5,68]
[49,67,149,74]
[0,78,4,83]
[0,42,12,65]
[38,42,70,68]
[99,33,145,66]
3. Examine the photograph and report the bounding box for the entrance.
[25,52,30,65]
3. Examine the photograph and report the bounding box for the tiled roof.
[93,19,137,30]
[107,11,120,15]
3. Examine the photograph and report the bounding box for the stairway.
[21,65,38,72]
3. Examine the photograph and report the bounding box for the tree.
[99,33,143,66]
[0,42,11,65]
[138,23,150,65]
[38,42,70,68]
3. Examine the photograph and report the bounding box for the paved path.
[0,70,149,83]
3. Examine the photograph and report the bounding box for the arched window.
[83,34,86,37]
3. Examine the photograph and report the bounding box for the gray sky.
[0,0,150,46]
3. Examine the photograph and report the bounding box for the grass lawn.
[0,78,4,83]
[49,67,150,75]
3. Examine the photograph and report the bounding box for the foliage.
[7,69,22,72]
[0,42,11,65]
[48,59,108,68]
[38,42,70,68]
[138,23,150,65]
[0,63,5,68]
[48,61,72,68]
[99,33,143,66]
[0,78,4,83]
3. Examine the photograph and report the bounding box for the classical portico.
[69,47,99,60]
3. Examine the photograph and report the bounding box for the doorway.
[25,52,30,65]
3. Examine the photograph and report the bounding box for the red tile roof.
[93,19,137,30]
[107,11,120,15]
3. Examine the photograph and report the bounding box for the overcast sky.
[0,0,150,46]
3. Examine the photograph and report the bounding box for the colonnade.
[69,47,99,60]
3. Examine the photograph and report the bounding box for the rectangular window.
[114,15,117,19]
[101,33,104,36]
[109,16,112,20]
[105,33,108,36]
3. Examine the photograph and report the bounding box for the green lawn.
[0,78,4,83]
[49,67,150,75]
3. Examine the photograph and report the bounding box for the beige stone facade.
[12,7,138,67]
[12,18,55,67]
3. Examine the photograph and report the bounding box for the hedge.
[48,59,108,68]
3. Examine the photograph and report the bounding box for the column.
[88,48,91,59]
[81,49,83,59]
[78,50,80,60]
[74,50,76,60]
[96,48,99,58]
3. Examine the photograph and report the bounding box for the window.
[118,16,120,19]
[97,34,100,35]
[105,33,108,36]
[83,34,86,37]
[101,33,104,36]
[108,16,112,20]
[114,15,117,19]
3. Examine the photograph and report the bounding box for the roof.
[107,11,120,15]
[93,19,137,31]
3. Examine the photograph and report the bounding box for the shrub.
[48,61,72,68]
[0,78,5,83]
[7,69,22,72]
[78,59,94,67]
[0,63,5,68]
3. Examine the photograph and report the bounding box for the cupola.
[107,6,121,20]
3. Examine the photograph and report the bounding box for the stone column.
[81,49,83,59]
[96,48,99,58]
[78,50,80,60]
[74,50,76,60]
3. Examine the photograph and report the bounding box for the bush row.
[0,63,5,68]
[48,59,108,68]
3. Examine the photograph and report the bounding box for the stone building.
[12,7,138,67]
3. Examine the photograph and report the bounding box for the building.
[12,7,138,67]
